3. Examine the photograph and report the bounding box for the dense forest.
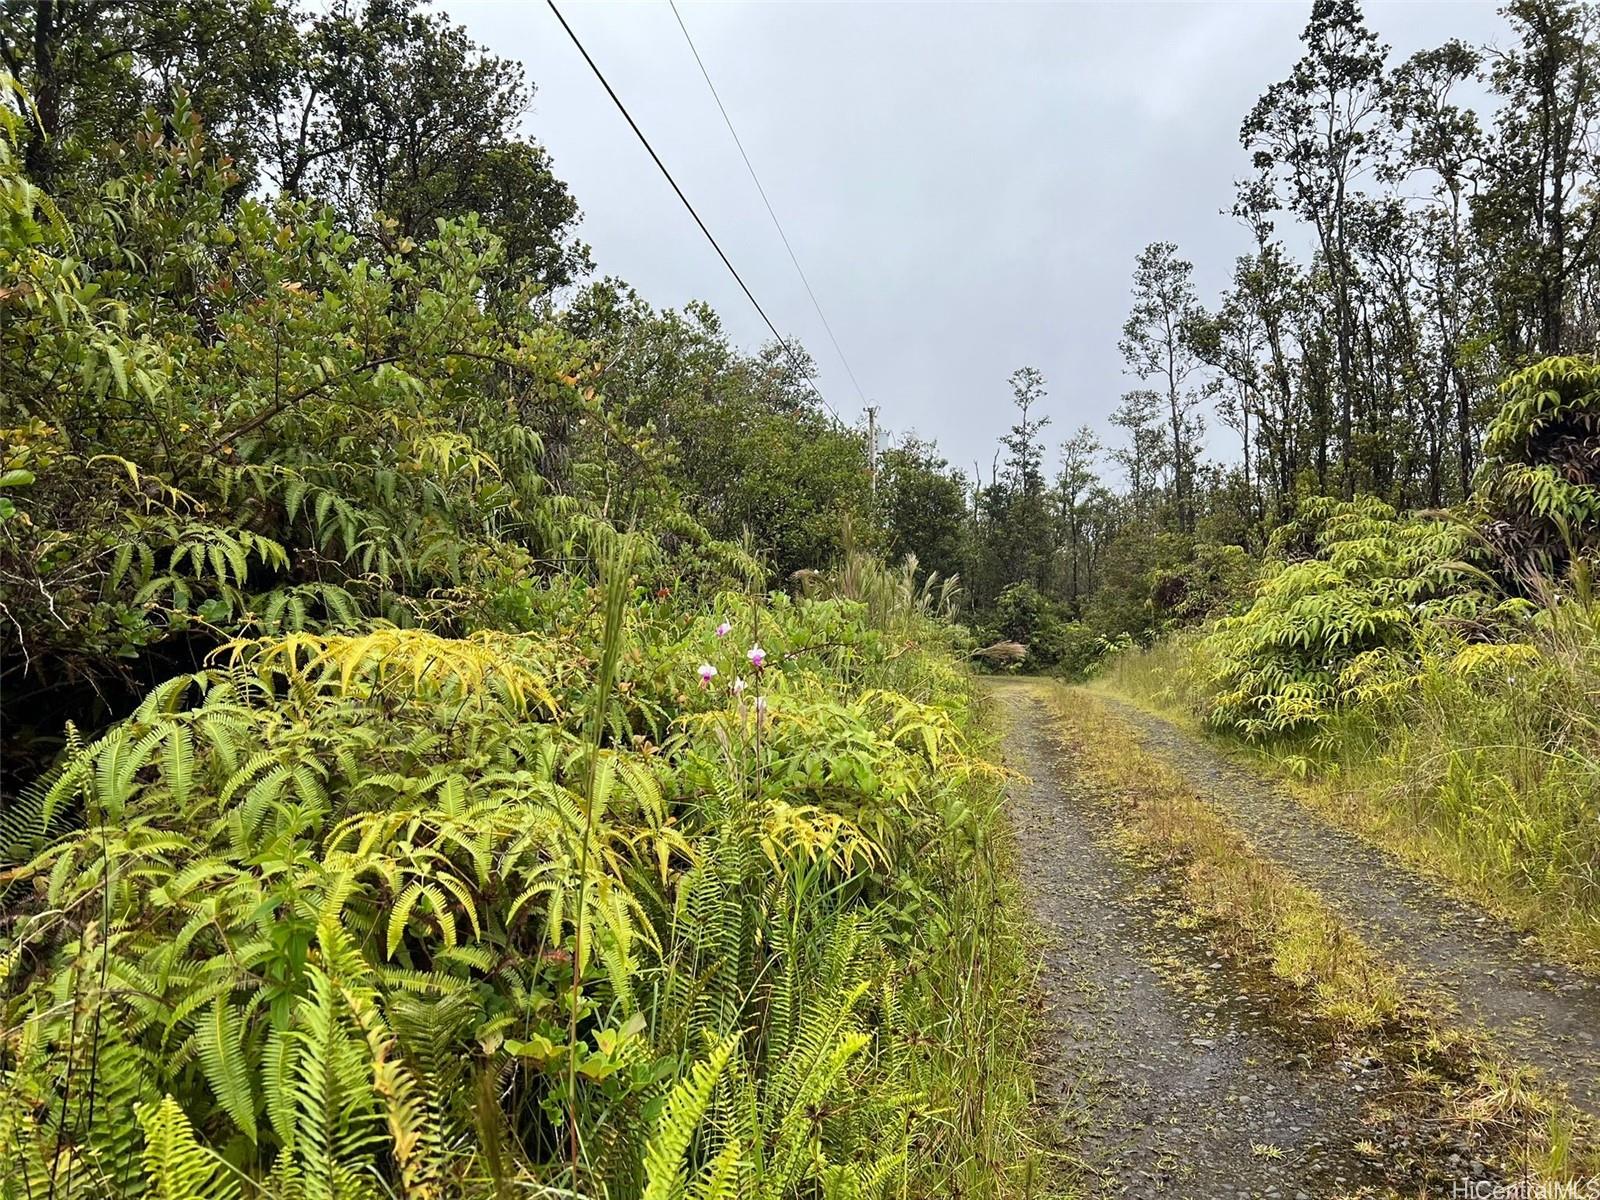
[2,0,1600,1196]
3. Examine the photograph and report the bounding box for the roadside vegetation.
[1100,358,1600,970]
[958,0,1600,678]
[0,13,1041,1196]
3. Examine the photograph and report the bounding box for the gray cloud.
[458,0,1508,472]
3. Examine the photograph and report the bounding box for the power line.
[545,0,846,428]
[668,0,870,411]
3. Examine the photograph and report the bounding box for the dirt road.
[994,677,1600,1196]
[1092,692,1600,1118]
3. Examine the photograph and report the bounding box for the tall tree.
[1477,0,1600,357]
[1389,38,1488,497]
[0,0,592,290]
[1109,388,1168,518]
[1001,367,1051,494]
[0,0,298,193]
[1121,242,1206,530]
[1001,366,1054,590]
[969,367,1055,605]
[1242,0,1390,496]
[1054,425,1101,605]
[1190,287,1267,535]
[276,0,592,291]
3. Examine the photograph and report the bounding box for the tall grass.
[798,549,1048,1191]
[1098,601,1600,969]
[1324,594,1600,965]
[901,692,1046,1196]
[1091,629,1211,719]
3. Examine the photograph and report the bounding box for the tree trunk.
[24,0,59,187]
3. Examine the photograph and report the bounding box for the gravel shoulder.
[995,680,1394,1197]
[1088,688,1600,1119]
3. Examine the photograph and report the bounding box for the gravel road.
[995,680,1397,1197]
[1093,690,1600,1119]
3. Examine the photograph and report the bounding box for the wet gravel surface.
[996,682,1396,1198]
[1093,691,1600,1119]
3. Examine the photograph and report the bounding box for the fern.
[137,1097,240,1200]
[642,1034,740,1200]
[291,966,382,1200]
[196,997,258,1143]
[690,1141,745,1200]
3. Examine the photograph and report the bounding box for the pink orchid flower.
[747,644,767,670]
[697,662,717,688]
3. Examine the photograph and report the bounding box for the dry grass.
[1041,683,1597,1185]
[1097,627,1600,975]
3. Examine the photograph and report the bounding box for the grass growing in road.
[1056,682,1403,1030]
[1097,625,1600,976]
[1041,682,1596,1187]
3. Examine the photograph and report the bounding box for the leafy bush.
[0,96,751,777]
[992,581,1050,647]
[1149,541,1256,625]
[1198,356,1600,743]
[1476,355,1600,584]
[987,581,1093,673]
[1077,530,1251,646]
[1200,495,1515,739]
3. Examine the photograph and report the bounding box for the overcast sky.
[455,0,1509,475]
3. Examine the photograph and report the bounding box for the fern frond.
[196,996,258,1142]
[138,1096,240,1200]
[642,1033,739,1200]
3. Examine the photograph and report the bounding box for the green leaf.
[196,997,258,1142]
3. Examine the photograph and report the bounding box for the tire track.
[1092,690,1600,1119]
[996,681,1393,1197]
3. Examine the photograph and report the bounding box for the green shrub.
[0,98,754,772]
[1150,540,1256,625]
[1351,602,1600,941]
[1200,356,1600,743]
[1200,495,1515,739]
[1476,355,1600,585]
[990,580,1098,673]
[1080,528,1191,641]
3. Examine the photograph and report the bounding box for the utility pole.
[865,405,879,498]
